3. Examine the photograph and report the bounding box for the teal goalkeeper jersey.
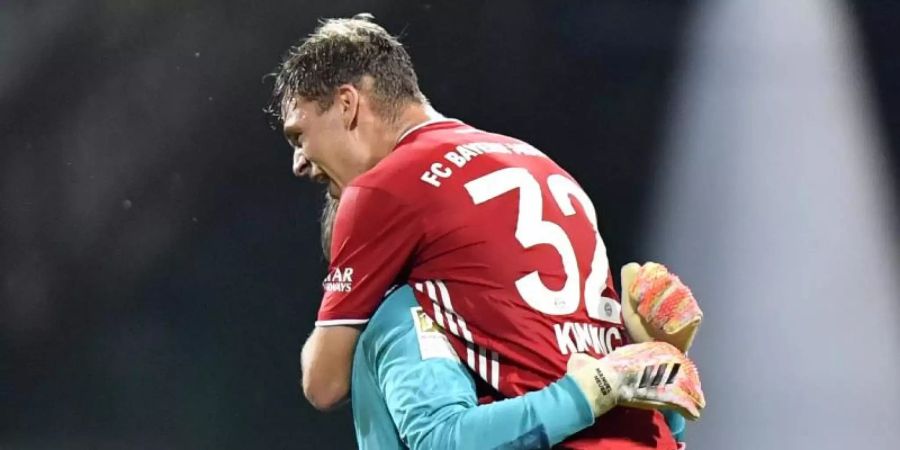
[351,285,595,449]
[351,285,687,449]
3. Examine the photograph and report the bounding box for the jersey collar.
[395,113,462,147]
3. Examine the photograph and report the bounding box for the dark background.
[2,1,897,448]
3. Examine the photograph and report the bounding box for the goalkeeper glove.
[621,262,703,354]
[566,342,706,420]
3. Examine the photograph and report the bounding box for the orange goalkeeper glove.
[621,262,703,353]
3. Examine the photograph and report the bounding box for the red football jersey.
[317,119,676,449]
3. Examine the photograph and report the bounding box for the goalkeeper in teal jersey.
[351,285,688,449]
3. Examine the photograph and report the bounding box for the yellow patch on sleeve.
[410,307,459,361]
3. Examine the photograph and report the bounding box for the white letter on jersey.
[605,327,623,354]
[421,163,453,187]
[431,162,452,178]
[554,323,577,355]
[589,324,609,355]
[421,171,441,187]
[445,151,466,168]
[457,145,480,162]
[572,323,592,353]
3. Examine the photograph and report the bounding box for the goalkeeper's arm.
[387,361,595,449]
[363,294,594,448]
[380,355,692,450]
[362,288,700,449]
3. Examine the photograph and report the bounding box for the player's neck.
[366,102,437,164]
[393,103,440,145]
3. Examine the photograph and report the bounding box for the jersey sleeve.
[662,409,686,443]
[315,186,423,326]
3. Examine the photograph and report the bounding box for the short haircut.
[268,13,424,124]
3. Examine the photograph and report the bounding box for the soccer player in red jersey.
[271,14,703,449]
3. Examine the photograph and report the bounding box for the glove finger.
[668,356,706,416]
[622,398,700,421]
[625,383,702,420]
[656,278,703,335]
[632,264,703,336]
[633,262,673,318]
[636,343,706,418]
[566,352,596,372]
[607,342,706,419]
[620,262,641,305]
[658,384,703,421]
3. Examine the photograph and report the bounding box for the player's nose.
[293,148,311,178]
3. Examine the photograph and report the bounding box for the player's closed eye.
[290,137,304,151]
[287,132,299,147]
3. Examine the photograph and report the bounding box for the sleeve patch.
[410,307,459,361]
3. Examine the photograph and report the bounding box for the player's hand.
[621,262,702,353]
[566,342,706,421]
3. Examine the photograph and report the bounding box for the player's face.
[283,96,356,198]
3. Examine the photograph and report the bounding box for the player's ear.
[336,84,359,130]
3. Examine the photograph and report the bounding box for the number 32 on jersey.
[465,168,621,324]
